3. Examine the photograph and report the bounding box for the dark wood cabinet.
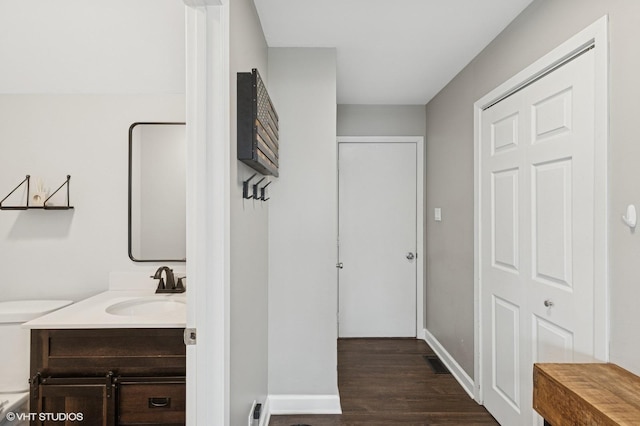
[30,328,186,426]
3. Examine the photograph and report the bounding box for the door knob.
[406,252,415,260]
[336,262,344,269]
[544,299,554,307]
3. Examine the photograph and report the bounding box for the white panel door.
[481,49,596,425]
[338,142,417,337]
[481,90,527,426]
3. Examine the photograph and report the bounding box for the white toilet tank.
[0,300,73,393]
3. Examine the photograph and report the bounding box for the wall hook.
[242,173,257,199]
[622,204,636,229]
[260,181,272,202]
[252,177,265,200]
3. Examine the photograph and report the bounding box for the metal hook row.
[242,173,272,201]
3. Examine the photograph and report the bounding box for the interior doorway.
[337,136,424,338]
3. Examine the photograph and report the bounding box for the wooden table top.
[533,363,640,425]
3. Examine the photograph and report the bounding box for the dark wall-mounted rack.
[0,175,74,210]
[237,68,279,177]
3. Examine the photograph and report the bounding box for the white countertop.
[23,289,186,329]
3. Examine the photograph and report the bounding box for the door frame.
[184,1,231,425]
[337,136,425,337]
[473,16,609,404]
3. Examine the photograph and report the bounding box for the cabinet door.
[118,378,185,426]
[36,382,115,426]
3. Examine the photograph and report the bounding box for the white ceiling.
[254,0,535,105]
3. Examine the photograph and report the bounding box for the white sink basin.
[105,297,186,317]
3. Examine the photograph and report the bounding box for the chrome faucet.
[151,267,185,293]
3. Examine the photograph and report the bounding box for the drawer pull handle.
[149,397,171,408]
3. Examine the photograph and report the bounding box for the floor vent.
[423,355,450,374]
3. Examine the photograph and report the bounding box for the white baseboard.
[417,327,428,341]
[265,394,342,418]
[423,328,475,398]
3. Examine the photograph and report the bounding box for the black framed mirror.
[128,122,186,262]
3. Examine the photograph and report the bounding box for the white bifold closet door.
[480,49,597,425]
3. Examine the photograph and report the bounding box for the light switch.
[434,208,442,222]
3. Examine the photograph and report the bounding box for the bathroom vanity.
[24,281,186,426]
[30,328,185,426]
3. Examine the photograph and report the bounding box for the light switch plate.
[434,208,442,222]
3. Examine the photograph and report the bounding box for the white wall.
[229,0,270,424]
[0,1,185,297]
[268,48,339,399]
[0,0,185,94]
[425,0,640,377]
[0,95,185,301]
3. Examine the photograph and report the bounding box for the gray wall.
[268,48,339,397]
[229,0,270,423]
[337,104,426,137]
[337,104,428,328]
[425,0,640,377]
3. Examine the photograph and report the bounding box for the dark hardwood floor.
[269,338,498,426]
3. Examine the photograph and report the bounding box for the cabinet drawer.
[31,329,185,376]
[118,379,185,425]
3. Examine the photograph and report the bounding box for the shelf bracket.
[44,175,72,209]
[0,175,30,209]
